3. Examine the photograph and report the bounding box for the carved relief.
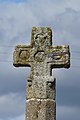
[47,45,70,68]
[19,50,30,60]
[34,51,45,62]
[32,27,52,49]
[34,32,49,45]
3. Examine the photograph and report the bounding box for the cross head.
[13,27,70,77]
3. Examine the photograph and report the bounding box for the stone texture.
[26,99,56,120]
[26,76,56,99]
[13,27,70,120]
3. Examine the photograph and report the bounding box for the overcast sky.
[0,0,80,120]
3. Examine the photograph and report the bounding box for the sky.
[0,0,80,120]
[0,0,26,3]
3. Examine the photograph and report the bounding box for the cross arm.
[47,45,70,69]
[13,45,33,67]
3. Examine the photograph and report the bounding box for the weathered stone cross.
[13,27,70,120]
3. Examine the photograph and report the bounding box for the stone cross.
[13,27,70,120]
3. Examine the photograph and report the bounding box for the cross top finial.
[31,27,52,50]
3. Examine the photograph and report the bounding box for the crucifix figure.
[13,27,70,120]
